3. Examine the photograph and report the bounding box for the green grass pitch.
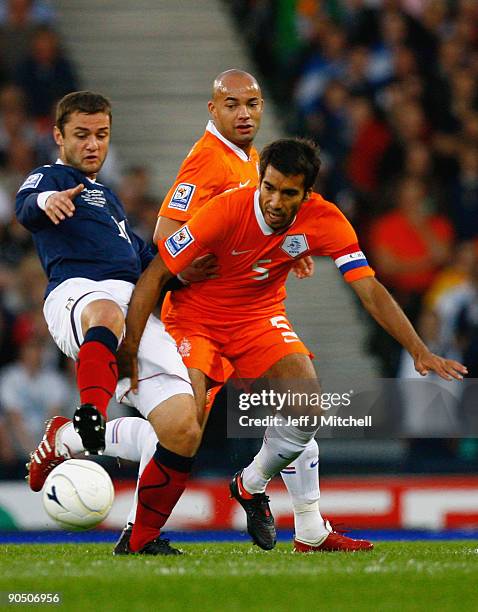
[1,542,478,611]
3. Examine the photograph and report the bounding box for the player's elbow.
[353,277,385,316]
[148,253,174,285]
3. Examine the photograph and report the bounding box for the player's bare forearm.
[125,255,172,349]
[118,255,173,386]
[352,277,425,356]
[351,276,467,380]
[154,216,182,243]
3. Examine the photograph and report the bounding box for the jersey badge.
[281,234,309,258]
[81,188,106,208]
[18,173,43,192]
[178,336,192,358]
[168,183,196,211]
[165,226,195,257]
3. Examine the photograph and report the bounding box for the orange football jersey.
[159,121,260,223]
[158,187,375,323]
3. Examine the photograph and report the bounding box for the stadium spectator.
[294,23,348,121]
[368,175,453,314]
[15,26,78,125]
[379,100,430,186]
[0,84,38,169]
[0,137,38,200]
[0,0,38,80]
[448,145,478,241]
[345,95,391,207]
[117,166,158,241]
[0,336,69,460]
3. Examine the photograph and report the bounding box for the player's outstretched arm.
[117,254,174,391]
[42,183,84,225]
[351,276,468,381]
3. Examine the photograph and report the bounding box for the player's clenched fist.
[44,183,84,225]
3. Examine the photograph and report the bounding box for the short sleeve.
[158,193,229,275]
[159,147,227,222]
[311,204,375,283]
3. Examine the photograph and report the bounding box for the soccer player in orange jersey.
[119,139,467,552]
[154,69,333,551]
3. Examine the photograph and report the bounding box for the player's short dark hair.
[56,91,112,135]
[259,138,321,192]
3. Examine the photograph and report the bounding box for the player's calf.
[128,395,200,553]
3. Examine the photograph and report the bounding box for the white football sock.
[281,438,329,544]
[241,423,317,494]
[59,417,153,461]
[60,416,158,526]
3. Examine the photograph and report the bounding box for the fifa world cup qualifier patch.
[165,226,195,257]
[18,173,44,192]
[168,183,196,211]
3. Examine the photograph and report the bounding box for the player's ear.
[53,126,63,147]
[207,100,216,116]
[303,188,313,201]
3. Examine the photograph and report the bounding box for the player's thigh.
[166,322,226,384]
[43,278,132,359]
[81,298,124,338]
[116,314,192,409]
[262,352,317,379]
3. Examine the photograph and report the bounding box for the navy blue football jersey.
[15,163,154,297]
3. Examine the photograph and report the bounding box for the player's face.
[259,165,311,231]
[54,112,110,178]
[208,80,263,151]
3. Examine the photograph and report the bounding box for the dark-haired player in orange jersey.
[119,138,466,552]
[153,70,334,552]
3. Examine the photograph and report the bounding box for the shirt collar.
[254,189,274,235]
[206,120,251,162]
[253,188,299,236]
[55,158,97,183]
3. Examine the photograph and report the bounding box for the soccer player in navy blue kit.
[17,91,201,555]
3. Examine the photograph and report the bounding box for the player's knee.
[150,397,202,456]
[173,410,202,454]
[82,299,124,338]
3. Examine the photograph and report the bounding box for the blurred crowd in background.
[0,0,166,477]
[0,0,478,476]
[232,0,478,463]
[232,0,478,371]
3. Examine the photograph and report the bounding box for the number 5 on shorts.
[270,315,299,343]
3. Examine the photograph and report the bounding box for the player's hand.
[117,341,139,393]
[413,350,468,381]
[292,256,314,279]
[179,253,219,283]
[44,183,84,225]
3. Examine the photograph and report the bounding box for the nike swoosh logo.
[239,180,250,188]
[231,249,254,256]
[310,460,319,468]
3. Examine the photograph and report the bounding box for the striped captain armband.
[333,244,373,281]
